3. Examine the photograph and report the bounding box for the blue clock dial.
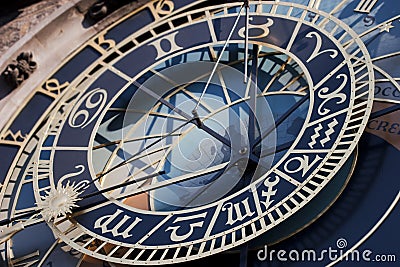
[24,2,373,265]
[3,1,395,266]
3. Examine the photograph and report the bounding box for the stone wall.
[0,0,70,54]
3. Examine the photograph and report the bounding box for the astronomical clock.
[0,0,398,266]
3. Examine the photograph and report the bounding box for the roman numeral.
[354,0,378,13]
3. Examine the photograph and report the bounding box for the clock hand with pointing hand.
[0,161,230,243]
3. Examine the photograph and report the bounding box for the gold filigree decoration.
[0,130,27,145]
[90,34,116,54]
[41,78,69,98]
[153,0,174,18]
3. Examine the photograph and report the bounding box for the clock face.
[0,0,398,266]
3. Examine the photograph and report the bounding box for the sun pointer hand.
[244,0,250,83]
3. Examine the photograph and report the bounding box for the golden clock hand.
[259,140,296,158]
[193,3,245,112]
[93,133,182,150]
[0,171,166,230]
[244,0,250,83]
[91,118,193,184]
[0,209,43,227]
[131,79,233,149]
[262,57,293,93]
[74,162,229,215]
[0,160,229,231]
[248,44,259,146]
[92,115,238,183]
[0,222,25,243]
[178,156,257,208]
[133,78,192,121]
[114,162,228,202]
[0,98,263,229]
[0,216,45,244]
[81,171,166,199]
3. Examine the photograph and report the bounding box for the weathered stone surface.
[0,0,70,54]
